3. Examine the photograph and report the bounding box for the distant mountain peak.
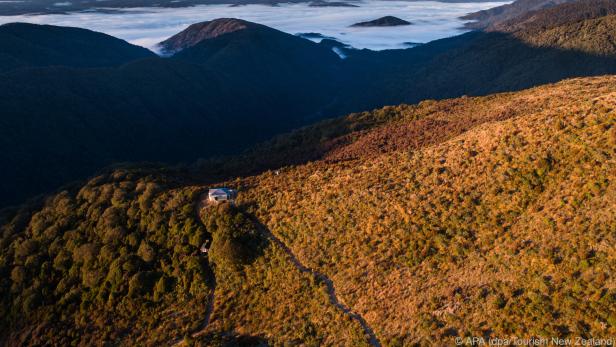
[351,16,412,27]
[158,18,260,55]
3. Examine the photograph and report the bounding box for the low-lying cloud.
[0,0,509,51]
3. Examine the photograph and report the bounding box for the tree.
[137,241,156,263]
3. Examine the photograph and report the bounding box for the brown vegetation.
[235,76,616,345]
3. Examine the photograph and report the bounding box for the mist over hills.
[337,0,616,108]
[0,0,308,16]
[0,0,503,16]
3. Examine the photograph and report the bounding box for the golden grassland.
[232,76,616,345]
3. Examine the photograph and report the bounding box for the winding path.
[173,196,381,346]
[169,280,215,346]
[170,193,217,346]
[248,215,382,347]
[189,194,218,337]
[190,274,216,337]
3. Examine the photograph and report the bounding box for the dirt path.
[188,193,217,339]
[173,195,381,346]
[190,273,216,338]
[170,192,216,346]
[249,216,382,347]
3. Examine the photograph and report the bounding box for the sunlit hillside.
[2,75,615,346]
[236,76,616,345]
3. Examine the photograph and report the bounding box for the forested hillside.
[461,0,574,29]
[0,20,341,207]
[485,0,616,33]
[0,23,154,72]
[2,75,615,346]
[0,168,368,346]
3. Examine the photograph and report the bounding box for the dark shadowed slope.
[169,19,343,120]
[338,7,616,112]
[0,23,154,72]
[0,20,343,208]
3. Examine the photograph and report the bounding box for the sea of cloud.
[0,0,509,51]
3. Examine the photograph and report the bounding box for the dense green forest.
[0,168,213,345]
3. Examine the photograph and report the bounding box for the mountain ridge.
[1,75,615,345]
[0,22,155,72]
[158,18,256,55]
[1,1,616,345]
[462,0,575,29]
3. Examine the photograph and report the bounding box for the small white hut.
[208,187,237,203]
[200,241,210,253]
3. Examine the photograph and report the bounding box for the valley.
[3,0,616,207]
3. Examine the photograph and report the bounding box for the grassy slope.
[234,76,616,345]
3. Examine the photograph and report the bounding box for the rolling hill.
[167,18,343,123]
[158,18,259,54]
[1,75,614,345]
[234,75,616,345]
[0,20,342,208]
[484,0,616,33]
[0,23,154,72]
[461,0,575,29]
[3,1,616,210]
[339,0,616,110]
